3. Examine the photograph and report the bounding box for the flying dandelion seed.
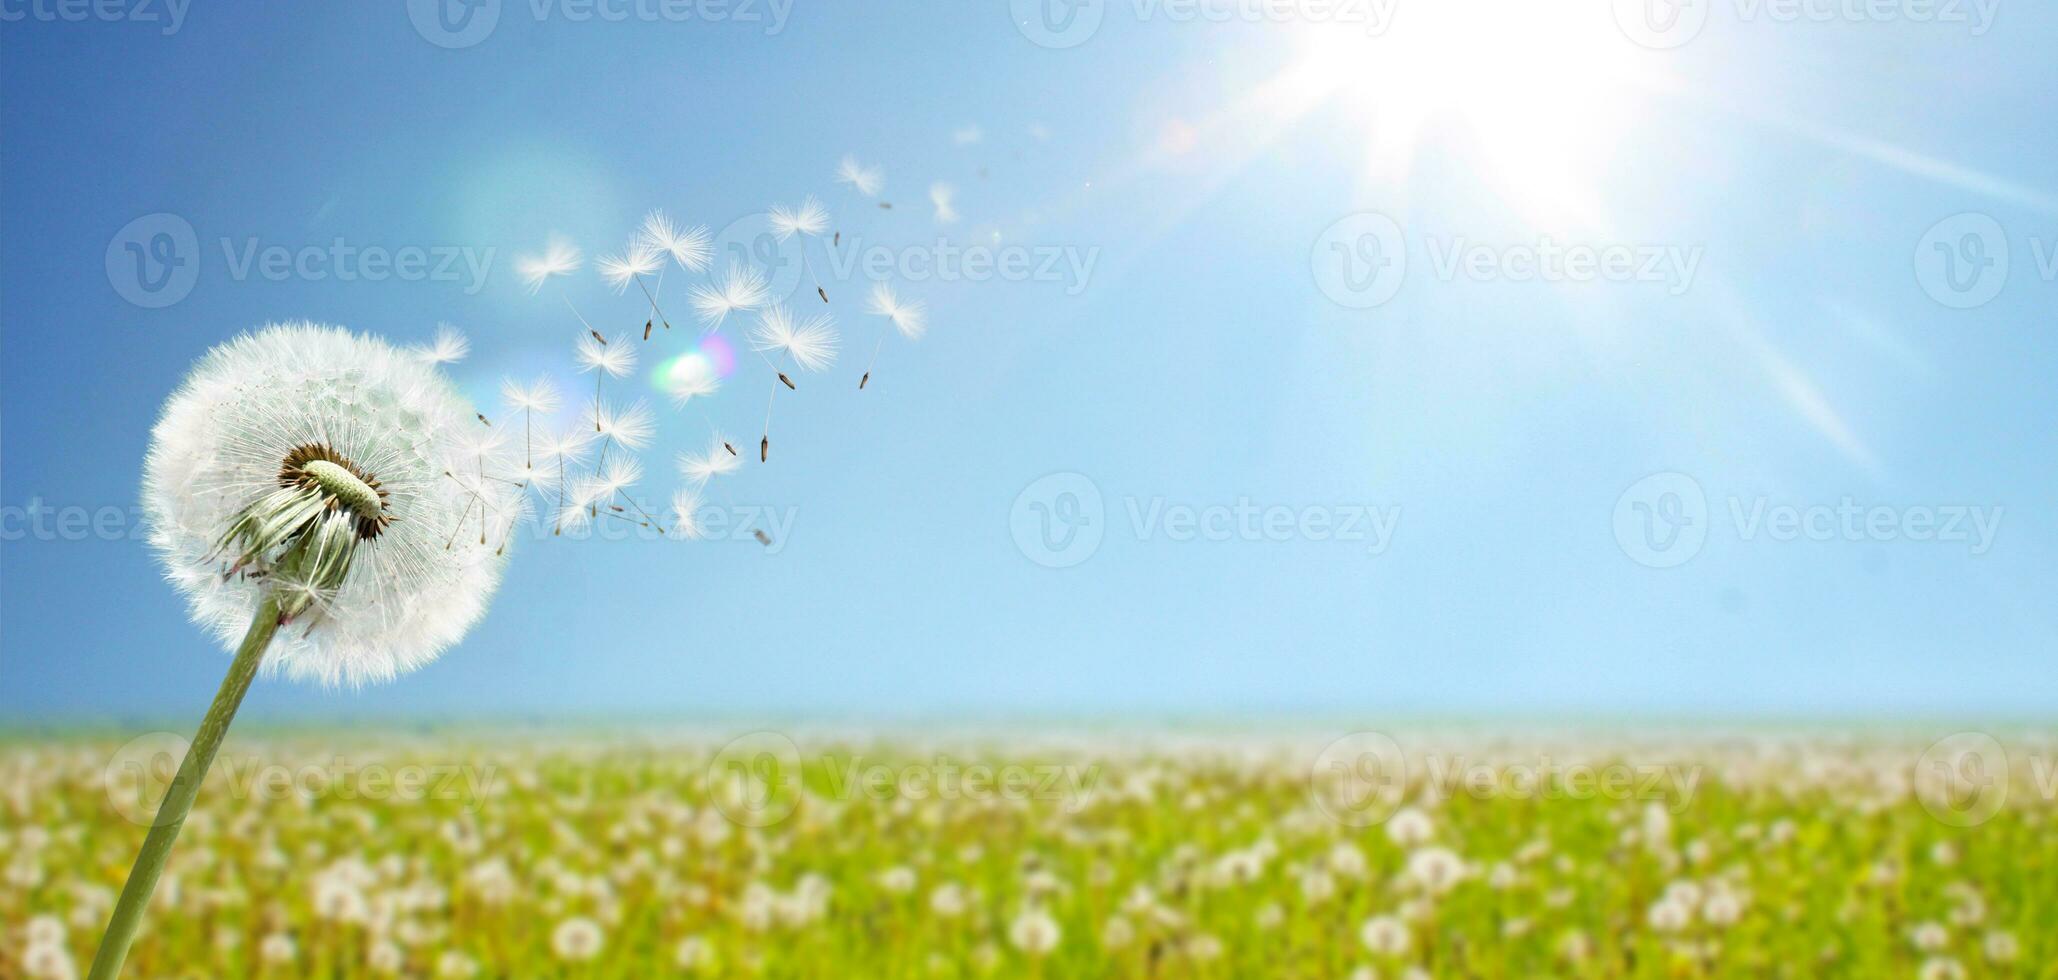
[835,153,884,199]
[747,304,837,462]
[575,331,636,431]
[769,195,833,303]
[676,431,741,485]
[662,353,721,408]
[517,237,609,347]
[860,282,926,389]
[669,487,705,540]
[598,242,673,339]
[500,376,561,474]
[929,183,959,224]
[638,209,713,273]
[410,324,471,365]
[691,263,771,331]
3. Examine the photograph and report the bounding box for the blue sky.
[3,1,2054,721]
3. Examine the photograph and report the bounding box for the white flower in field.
[24,916,64,947]
[1254,903,1284,929]
[1646,897,1691,933]
[691,263,770,329]
[516,238,582,293]
[1008,908,1061,955]
[1983,931,2019,963]
[1930,840,1958,866]
[834,154,883,197]
[873,865,917,894]
[311,875,369,922]
[751,306,839,373]
[1385,807,1433,847]
[1347,968,1377,980]
[597,243,662,294]
[1642,802,1673,848]
[144,324,514,685]
[674,936,715,972]
[929,182,959,224]
[866,282,928,340]
[639,210,713,272]
[259,932,297,965]
[1702,888,1744,927]
[1557,930,1592,963]
[20,942,74,980]
[769,195,830,241]
[409,323,470,365]
[575,331,637,379]
[1328,841,1368,878]
[1403,846,1466,895]
[551,917,604,962]
[1944,882,1985,926]
[1359,914,1409,956]
[1486,861,1518,890]
[1101,916,1134,949]
[1918,957,1968,980]
[1299,867,1336,903]
[1911,922,1949,952]
[1684,838,1711,865]
[434,950,479,978]
[1186,933,1224,960]
[1663,880,1704,909]
[929,883,967,918]
[367,938,404,974]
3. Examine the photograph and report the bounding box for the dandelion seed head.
[575,332,637,378]
[598,244,662,293]
[144,323,514,686]
[588,399,655,451]
[501,376,562,415]
[691,264,771,329]
[867,283,928,340]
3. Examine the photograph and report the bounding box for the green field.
[3,728,2048,978]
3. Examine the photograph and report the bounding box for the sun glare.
[1287,2,1647,221]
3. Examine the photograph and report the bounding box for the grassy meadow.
[2,727,2051,978]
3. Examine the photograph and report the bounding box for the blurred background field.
[4,726,2050,978]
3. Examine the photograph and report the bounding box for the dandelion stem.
[89,595,281,980]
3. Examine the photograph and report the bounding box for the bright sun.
[1279,2,1647,222]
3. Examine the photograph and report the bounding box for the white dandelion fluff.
[835,154,883,197]
[144,322,514,686]
[1008,908,1061,956]
[677,432,741,484]
[515,238,582,294]
[638,209,713,272]
[751,305,838,373]
[410,324,471,365]
[769,195,830,242]
[587,399,656,452]
[597,244,662,294]
[867,283,928,340]
[670,487,705,540]
[929,182,959,224]
[664,358,721,407]
[575,331,636,379]
[691,263,770,330]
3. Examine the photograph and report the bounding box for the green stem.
[88,595,280,980]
